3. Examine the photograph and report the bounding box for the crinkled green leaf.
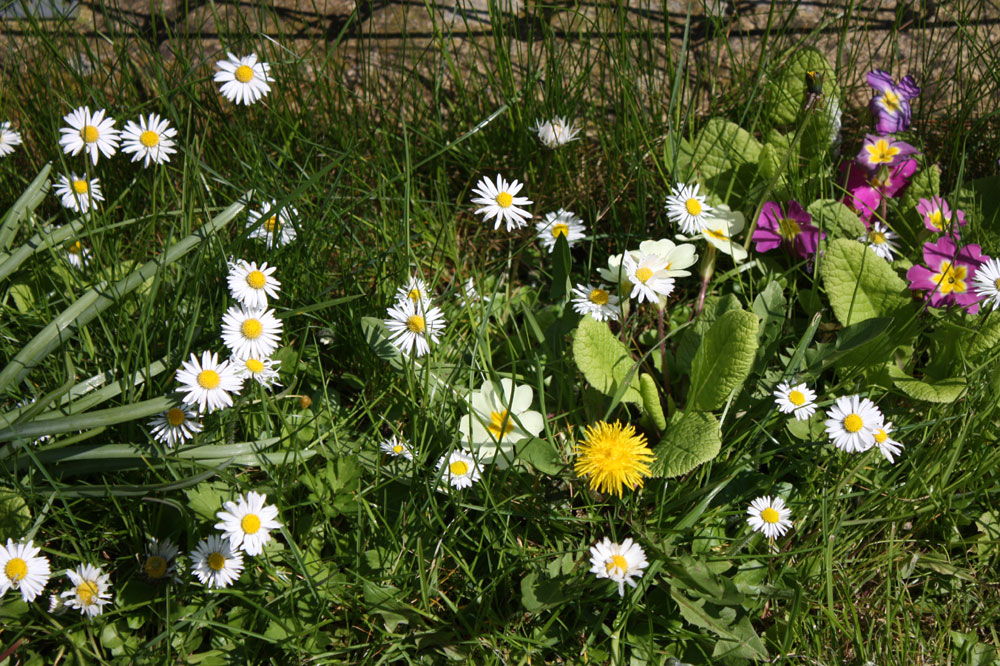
[689,309,759,411]
[888,364,967,403]
[957,174,1000,235]
[572,316,641,405]
[960,311,1000,357]
[639,373,666,430]
[768,47,841,125]
[691,118,762,206]
[676,294,743,374]
[901,164,941,212]
[651,411,722,478]
[808,199,865,239]
[820,239,910,326]
[671,588,768,660]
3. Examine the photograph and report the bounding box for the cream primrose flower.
[248,200,298,247]
[214,491,282,556]
[395,275,432,309]
[148,405,202,447]
[220,305,283,360]
[58,106,120,165]
[587,537,648,597]
[535,209,586,253]
[55,173,103,213]
[0,121,23,157]
[381,434,414,460]
[65,240,90,269]
[470,174,533,231]
[858,221,900,262]
[383,297,445,357]
[120,113,178,167]
[746,496,793,539]
[873,421,904,463]
[571,282,620,322]
[698,205,748,262]
[175,351,244,414]
[599,239,698,294]
[0,539,51,603]
[214,52,273,105]
[773,382,818,421]
[973,257,1000,312]
[142,537,180,582]
[436,449,481,489]
[665,182,713,234]
[227,259,281,309]
[459,378,545,466]
[191,534,243,588]
[824,394,882,453]
[531,116,580,148]
[61,563,112,617]
[234,355,281,388]
[623,251,675,304]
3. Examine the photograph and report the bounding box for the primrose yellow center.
[488,410,514,441]
[449,460,469,476]
[706,227,728,241]
[144,555,167,578]
[241,319,263,339]
[927,210,945,230]
[874,429,888,444]
[76,581,98,605]
[81,125,99,143]
[495,192,513,208]
[208,553,225,571]
[880,90,902,113]
[760,507,780,524]
[589,289,609,305]
[246,270,267,289]
[865,139,901,165]
[166,407,186,426]
[245,359,265,373]
[406,314,425,333]
[635,267,653,283]
[5,558,27,582]
[778,218,802,240]
[72,179,89,194]
[843,413,863,433]
[69,241,83,254]
[933,262,968,295]
[263,216,281,233]
[788,390,806,406]
[869,230,887,245]
[197,369,221,389]
[392,444,404,454]
[234,65,254,83]
[551,223,569,238]
[241,514,262,534]
[685,198,702,216]
[606,554,628,573]
[139,130,160,147]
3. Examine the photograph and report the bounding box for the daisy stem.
[695,245,717,316]
[657,307,670,398]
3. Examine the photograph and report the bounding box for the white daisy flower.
[191,534,244,588]
[531,116,580,149]
[148,405,202,447]
[120,113,178,167]
[873,421,904,463]
[55,173,103,213]
[746,496,793,539]
[394,275,432,309]
[60,563,112,617]
[973,257,1000,312]
[824,394,882,453]
[470,174,533,231]
[234,355,281,388]
[384,297,446,357]
[0,121,23,157]
[459,277,484,306]
[142,537,180,582]
[535,209,586,253]
[220,305,283,360]
[175,351,244,414]
[214,52,273,105]
[247,199,297,247]
[623,251,675,304]
[58,106,119,165]
[571,283,620,322]
[381,434,414,460]
[665,182,713,234]
[227,259,280,309]
[0,539,51,603]
[214,491,282,556]
[65,240,90,269]
[437,449,481,489]
[773,382,818,421]
[588,537,648,597]
[858,221,900,261]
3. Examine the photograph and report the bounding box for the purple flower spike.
[867,70,921,133]
[857,134,918,172]
[906,235,986,313]
[916,196,967,237]
[753,200,825,259]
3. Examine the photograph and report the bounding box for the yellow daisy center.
[685,198,702,216]
[140,130,160,147]
[68,241,83,254]
[208,552,225,571]
[81,125,99,143]
[880,90,902,113]
[241,318,263,339]
[197,369,221,389]
[407,288,421,302]
[588,288,609,305]
[144,555,168,579]
[495,192,513,208]
[874,429,888,444]
[5,558,27,582]
[246,270,267,289]
[574,420,654,497]
[843,413,863,433]
[245,358,265,374]
[706,227,728,241]
[932,261,968,295]
[778,218,802,240]
[605,554,628,574]
[449,460,469,476]
[488,409,514,441]
[788,390,806,406]
[869,230,887,245]
[166,407,186,426]
[392,444,405,454]
[995,278,1000,290]
[406,314,426,333]
[76,580,99,605]
[235,64,254,83]
[635,267,653,283]
[760,507,780,524]
[241,513,262,534]
[865,139,901,165]
[263,216,281,233]
[72,179,89,195]
[551,223,569,238]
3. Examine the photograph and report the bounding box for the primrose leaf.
[639,373,667,430]
[808,199,865,239]
[572,316,641,405]
[887,365,967,403]
[651,410,722,478]
[768,47,841,125]
[820,239,911,326]
[689,309,759,411]
[691,118,762,206]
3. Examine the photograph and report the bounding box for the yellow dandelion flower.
[574,421,654,497]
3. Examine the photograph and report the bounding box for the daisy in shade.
[873,421,904,463]
[623,251,675,304]
[191,534,243,588]
[858,221,900,261]
[824,394,882,453]
[384,297,446,357]
[58,106,119,165]
[972,257,1000,312]
[752,200,825,259]
[459,378,545,466]
[535,209,586,253]
[773,382,817,421]
[0,539,51,603]
[459,277,485,306]
[55,174,103,213]
[175,350,244,414]
[65,240,90,269]
[221,305,283,359]
[588,537,648,597]
[867,70,921,134]
[531,116,580,148]
[227,259,280,309]
[248,200,298,247]
[665,182,713,234]
[746,496,793,539]
[120,113,178,166]
[214,491,282,556]
[571,283,620,322]
[61,564,112,617]
[234,356,281,388]
[470,174,533,231]
[906,235,987,313]
[0,121,23,157]
[394,275,432,309]
[381,434,414,460]
[142,537,180,582]
[916,196,966,236]
[437,449,481,489]
[148,405,202,447]
[575,421,654,497]
[856,134,918,173]
[215,52,273,105]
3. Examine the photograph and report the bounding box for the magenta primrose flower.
[841,160,917,223]
[856,134,918,173]
[916,196,967,236]
[867,70,921,134]
[753,201,825,259]
[906,235,987,313]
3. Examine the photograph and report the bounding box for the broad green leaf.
[820,239,910,326]
[0,489,32,535]
[663,132,696,182]
[671,588,768,660]
[571,316,641,405]
[9,283,34,314]
[520,572,566,612]
[361,316,405,371]
[363,582,419,632]
[887,364,967,403]
[691,118,762,205]
[901,164,941,211]
[768,47,841,125]
[639,373,666,430]
[957,311,1000,357]
[549,233,571,301]
[676,293,743,373]
[651,410,722,478]
[752,281,786,354]
[518,437,562,475]
[785,411,826,441]
[689,309,759,411]
[808,199,865,239]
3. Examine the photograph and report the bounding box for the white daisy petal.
[58,106,120,165]
[175,350,244,414]
[470,174,533,231]
[191,534,244,588]
[773,382,818,421]
[665,182,713,234]
[0,539,51,603]
[214,491,282,556]
[588,537,648,597]
[746,496,793,539]
[214,52,273,105]
[60,563,112,617]
[120,113,178,167]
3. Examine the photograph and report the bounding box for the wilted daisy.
[665,182,713,234]
[0,539,51,603]
[142,537,180,582]
[973,257,1000,312]
[746,496,793,539]
[58,106,119,165]
[437,449,481,489]
[874,421,904,463]
[535,209,586,253]
[55,173,103,213]
[824,394,882,453]
[234,356,281,388]
[384,297,446,357]
[214,52,273,105]
[858,221,900,261]
[61,563,112,617]
[191,534,243,588]
[381,434,414,460]
[221,305,283,360]
[470,174,533,231]
[227,259,280,309]
[623,251,675,304]
[175,351,244,414]
[531,116,580,148]
[588,537,648,597]
[571,283,620,322]
[394,275,432,309]
[214,491,282,556]
[65,240,90,269]
[773,382,818,421]
[148,405,202,447]
[459,378,545,465]
[120,113,177,167]
[575,421,654,497]
[248,200,298,247]
[0,121,23,157]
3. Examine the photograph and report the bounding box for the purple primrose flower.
[752,201,825,259]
